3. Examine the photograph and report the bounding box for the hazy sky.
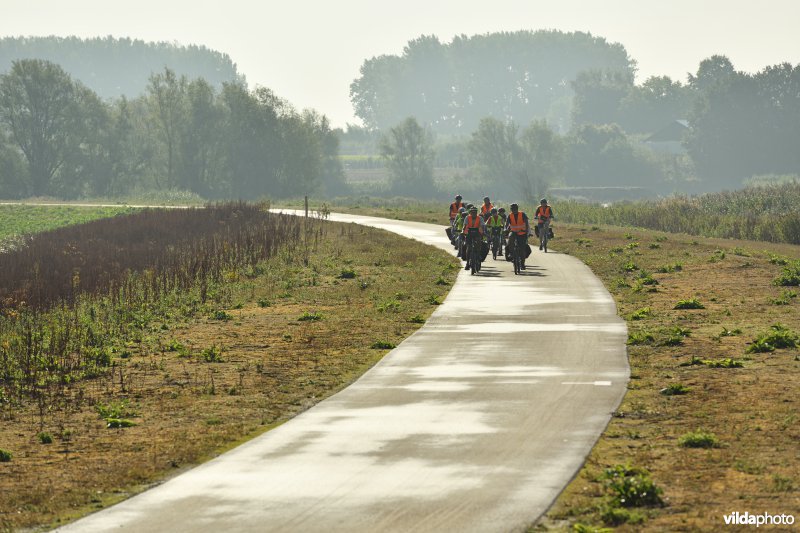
[3,0,799,128]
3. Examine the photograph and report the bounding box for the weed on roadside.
[679,431,721,449]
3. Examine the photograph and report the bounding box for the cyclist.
[485,207,505,258]
[534,198,554,251]
[497,206,508,257]
[480,196,494,220]
[461,205,486,270]
[453,207,468,256]
[449,194,464,225]
[505,203,530,270]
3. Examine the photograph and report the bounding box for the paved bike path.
[56,213,628,533]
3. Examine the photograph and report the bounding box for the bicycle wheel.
[470,242,479,275]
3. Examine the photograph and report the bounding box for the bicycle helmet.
[510,203,519,211]
[469,206,478,213]
[459,207,467,214]
[491,208,497,214]
[455,194,462,200]
[498,207,506,213]
[540,198,547,204]
[483,196,490,202]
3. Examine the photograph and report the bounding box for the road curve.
[54,212,628,533]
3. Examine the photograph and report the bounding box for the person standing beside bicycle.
[461,205,486,270]
[534,198,553,252]
[505,203,530,270]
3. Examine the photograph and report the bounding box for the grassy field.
[556,182,800,245]
[289,198,800,531]
[0,206,459,531]
[536,224,799,531]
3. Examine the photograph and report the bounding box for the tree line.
[367,49,800,199]
[0,59,345,199]
[350,30,634,134]
[0,36,244,99]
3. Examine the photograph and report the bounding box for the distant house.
[644,119,690,154]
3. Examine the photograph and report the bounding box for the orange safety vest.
[507,212,527,235]
[536,205,552,221]
[480,203,494,216]
[462,214,483,234]
[449,201,463,219]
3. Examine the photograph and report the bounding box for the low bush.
[660,383,690,396]
[746,324,799,353]
[674,298,705,310]
[338,268,357,279]
[601,464,664,507]
[106,419,137,429]
[774,262,800,286]
[298,311,323,321]
[601,506,646,526]
[370,340,396,349]
[703,358,744,368]
[629,307,652,321]
[627,331,655,345]
[679,430,720,448]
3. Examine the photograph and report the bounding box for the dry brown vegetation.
[0,211,459,531]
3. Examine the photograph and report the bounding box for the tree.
[566,123,663,188]
[219,83,282,199]
[351,30,635,133]
[0,59,89,196]
[688,55,736,91]
[302,111,347,195]
[617,76,694,133]
[571,69,634,129]
[147,68,188,189]
[518,121,566,202]
[685,60,800,189]
[179,78,224,197]
[379,117,435,196]
[52,84,114,198]
[469,117,564,200]
[0,138,27,199]
[0,36,243,100]
[469,117,521,196]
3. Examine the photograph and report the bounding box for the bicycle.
[465,230,482,275]
[537,219,551,253]
[490,227,502,260]
[508,234,524,275]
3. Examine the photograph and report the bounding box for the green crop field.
[0,204,138,243]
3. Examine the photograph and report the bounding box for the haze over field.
[3,0,800,127]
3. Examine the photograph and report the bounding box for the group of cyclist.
[448,194,554,274]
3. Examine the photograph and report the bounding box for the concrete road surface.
[54,212,628,533]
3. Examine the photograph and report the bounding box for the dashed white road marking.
[561,381,613,386]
